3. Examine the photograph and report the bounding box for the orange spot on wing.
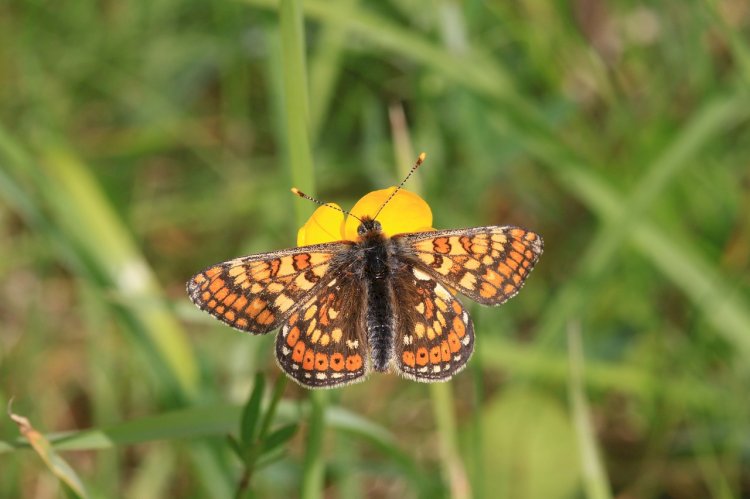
[193,274,206,284]
[424,298,435,319]
[318,305,330,326]
[257,309,275,325]
[479,282,497,299]
[330,353,345,371]
[448,332,461,352]
[402,351,416,367]
[509,251,524,264]
[232,295,248,312]
[512,241,526,253]
[429,346,441,363]
[293,253,311,270]
[452,301,462,314]
[525,232,537,241]
[503,283,516,295]
[434,237,450,254]
[247,298,265,317]
[314,353,329,371]
[223,293,239,307]
[512,273,522,284]
[453,317,466,338]
[345,354,363,371]
[303,350,315,370]
[483,268,502,286]
[288,312,299,326]
[416,347,429,366]
[286,326,301,347]
[236,318,248,328]
[214,288,229,301]
[209,279,225,293]
[510,228,526,238]
[205,267,222,279]
[497,262,513,278]
[441,341,451,361]
[208,299,218,309]
[292,341,305,362]
[224,310,235,322]
[269,259,281,277]
[201,291,211,302]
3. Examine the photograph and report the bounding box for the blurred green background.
[2,0,750,497]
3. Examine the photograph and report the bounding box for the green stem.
[429,383,470,499]
[567,322,612,499]
[301,390,327,499]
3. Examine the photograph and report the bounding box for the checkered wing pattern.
[187,242,353,334]
[392,264,474,381]
[396,226,544,306]
[275,268,369,388]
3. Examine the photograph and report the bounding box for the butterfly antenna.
[291,187,363,223]
[372,152,426,221]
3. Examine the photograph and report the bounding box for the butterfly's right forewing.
[397,226,543,306]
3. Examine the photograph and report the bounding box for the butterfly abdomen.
[361,231,394,372]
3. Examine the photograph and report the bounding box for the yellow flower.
[296,187,434,246]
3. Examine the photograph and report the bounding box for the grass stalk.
[279,0,327,497]
[567,323,612,499]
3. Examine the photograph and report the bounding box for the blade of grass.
[36,145,200,400]
[486,100,750,360]
[0,128,233,496]
[278,1,326,498]
[478,337,727,411]
[243,0,514,102]
[567,323,612,499]
[8,408,89,499]
[390,128,467,496]
[532,93,750,345]
[307,0,357,142]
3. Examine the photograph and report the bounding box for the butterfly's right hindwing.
[391,262,475,381]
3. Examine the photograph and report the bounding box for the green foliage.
[1,0,749,497]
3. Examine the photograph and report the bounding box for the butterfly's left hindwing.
[187,242,353,334]
[275,267,369,388]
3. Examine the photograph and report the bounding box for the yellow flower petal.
[344,187,433,240]
[297,203,346,246]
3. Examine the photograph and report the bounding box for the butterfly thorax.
[357,217,396,371]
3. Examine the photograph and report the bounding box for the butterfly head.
[357,217,382,237]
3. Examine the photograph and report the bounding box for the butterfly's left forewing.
[187,242,353,334]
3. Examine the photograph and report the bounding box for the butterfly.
[187,159,543,389]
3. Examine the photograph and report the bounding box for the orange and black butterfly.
[187,156,543,388]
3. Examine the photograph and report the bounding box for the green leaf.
[240,373,266,449]
[261,423,298,455]
[226,435,245,462]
